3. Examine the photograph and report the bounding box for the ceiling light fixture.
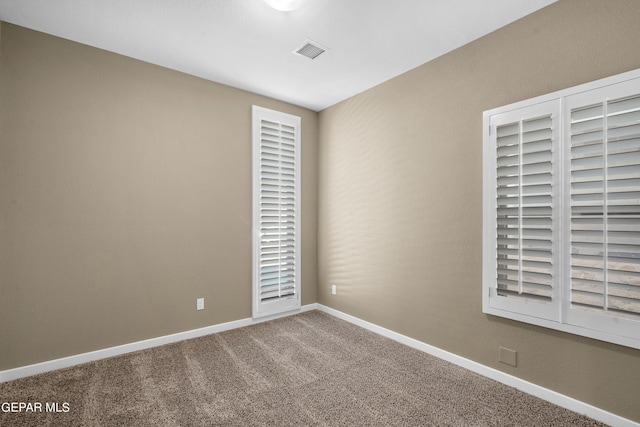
[263,0,305,12]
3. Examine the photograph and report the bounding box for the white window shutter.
[484,100,561,322]
[484,68,640,349]
[564,80,640,338]
[252,106,301,318]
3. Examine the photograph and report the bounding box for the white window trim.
[483,68,640,349]
[252,106,301,319]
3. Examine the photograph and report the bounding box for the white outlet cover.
[331,285,337,295]
[196,298,204,310]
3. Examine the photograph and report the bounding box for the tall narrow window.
[252,106,301,318]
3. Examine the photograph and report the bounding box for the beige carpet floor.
[0,310,606,426]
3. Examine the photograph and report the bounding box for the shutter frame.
[252,106,301,319]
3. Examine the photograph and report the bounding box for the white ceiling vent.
[293,39,327,60]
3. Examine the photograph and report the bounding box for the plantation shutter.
[487,100,560,321]
[485,68,640,348]
[565,82,640,334]
[252,106,301,318]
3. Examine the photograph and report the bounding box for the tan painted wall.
[318,0,640,422]
[0,23,318,370]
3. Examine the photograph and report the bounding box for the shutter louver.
[569,94,640,321]
[495,115,554,302]
[260,120,296,302]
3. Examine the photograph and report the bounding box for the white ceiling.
[0,0,557,111]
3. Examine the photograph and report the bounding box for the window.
[252,106,301,318]
[483,69,640,349]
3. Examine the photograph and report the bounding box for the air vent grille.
[293,39,326,60]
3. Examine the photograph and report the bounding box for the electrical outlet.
[331,284,337,295]
[196,298,204,310]
[499,346,517,367]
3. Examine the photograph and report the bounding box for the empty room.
[1,0,639,425]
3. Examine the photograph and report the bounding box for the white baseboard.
[2,302,636,427]
[316,304,637,427]
[0,303,319,383]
